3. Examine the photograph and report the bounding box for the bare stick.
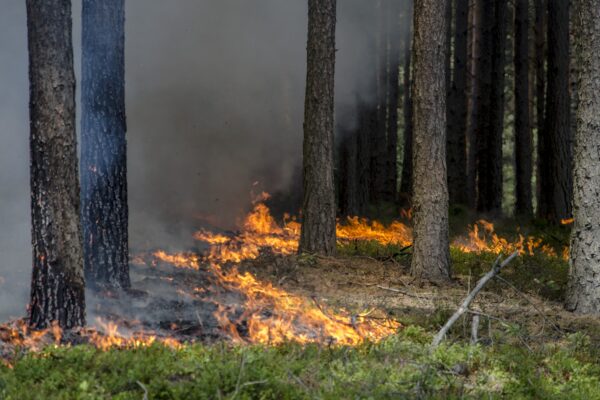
[431,251,519,348]
[470,314,480,345]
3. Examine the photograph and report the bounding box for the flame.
[561,218,574,225]
[452,220,567,259]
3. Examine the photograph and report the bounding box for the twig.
[376,285,431,300]
[470,314,480,345]
[431,252,519,348]
[137,381,149,400]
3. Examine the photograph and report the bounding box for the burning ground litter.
[0,197,571,357]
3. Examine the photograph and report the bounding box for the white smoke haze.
[0,1,408,321]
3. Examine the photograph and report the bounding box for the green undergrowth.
[1,327,600,399]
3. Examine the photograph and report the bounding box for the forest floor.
[2,219,600,399]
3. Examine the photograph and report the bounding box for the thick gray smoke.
[0,1,403,321]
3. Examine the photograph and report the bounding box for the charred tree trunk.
[399,22,413,206]
[411,0,451,283]
[541,0,571,223]
[565,0,600,313]
[477,0,507,214]
[299,0,337,255]
[447,0,469,205]
[356,100,372,215]
[514,0,533,215]
[81,0,130,290]
[26,0,86,329]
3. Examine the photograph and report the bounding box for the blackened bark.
[356,100,372,215]
[399,25,413,206]
[411,0,451,283]
[447,0,469,205]
[565,0,600,313]
[299,0,337,255]
[541,0,571,223]
[477,0,507,214]
[81,0,130,290]
[514,0,533,215]
[27,0,86,329]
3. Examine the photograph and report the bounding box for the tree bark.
[514,0,533,215]
[565,0,600,314]
[410,0,451,283]
[541,0,572,222]
[81,0,130,290]
[26,0,86,329]
[477,0,506,214]
[299,0,337,255]
[447,0,469,205]
[466,0,480,209]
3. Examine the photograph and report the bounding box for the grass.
[1,328,600,399]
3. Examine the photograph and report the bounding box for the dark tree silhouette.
[299,0,337,255]
[514,0,533,215]
[81,0,130,290]
[26,0,86,329]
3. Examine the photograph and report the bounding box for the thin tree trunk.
[565,0,600,313]
[535,0,549,216]
[466,0,479,209]
[81,0,130,290]
[411,0,451,283]
[477,0,507,214]
[338,130,358,217]
[299,0,337,255]
[448,0,469,205]
[27,0,86,329]
[399,22,413,206]
[542,0,571,222]
[514,0,533,215]
[384,0,400,203]
[357,99,372,215]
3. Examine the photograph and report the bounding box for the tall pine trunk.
[81,0,130,290]
[299,0,337,255]
[535,0,549,216]
[411,0,451,283]
[384,0,400,203]
[514,0,533,215]
[27,0,86,329]
[541,0,571,223]
[565,0,600,313]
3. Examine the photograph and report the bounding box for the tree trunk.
[338,130,358,217]
[514,0,533,215]
[370,0,388,205]
[299,0,337,255]
[356,100,372,215]
[399,21,413,206]
[565,0,600,313]
[81,0,130,290]
[447,0,469,205]
[26,0,86,329]
[535,0,549,217]
[466,0,479,209]
[411,0,451,283]
[477,0,506,214]
[384,0,400,203]
[542,0,572,223]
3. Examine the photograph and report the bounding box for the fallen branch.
[431,251,519,348]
